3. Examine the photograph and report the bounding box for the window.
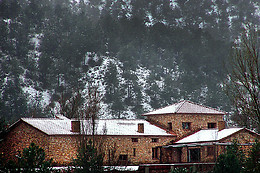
[132,138,138,142]
[133,148,136,157]
[168,122,172,130]
[207,146,214,156]
[152,147,159,159]
[208,123,216,129]
[151,138,159,143]
[119,154,128,161]
[182,122,191,130]
[188,148,200,162]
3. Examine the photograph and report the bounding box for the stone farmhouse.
[1,100,259,166]
[0,117,176,165]
[142,100,259,164]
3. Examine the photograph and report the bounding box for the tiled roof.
[143,100,225,116]
[21,118,175,136]
[175,128,243,144]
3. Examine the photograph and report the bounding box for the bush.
[213,141,244,173]
[18,142,53,173]
[243,140,260,173]
[169,167,188,173]
[1,143,52,173]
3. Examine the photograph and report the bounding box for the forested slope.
[0,0,259,121]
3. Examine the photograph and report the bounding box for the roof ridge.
[186,100,226,114]
[142,102,177,116]
[22,117,57,120]
[175,100,187,113]
[98,119,146,121]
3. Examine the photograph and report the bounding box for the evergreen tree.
[213,141,245,173]
[17,143,52,173]
[104,62,125,118]
[0,0,259,121]
[243,140,260,173]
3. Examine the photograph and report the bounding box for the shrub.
[18,142,53,173]
[169,167,188,173]
[243,140,260,173]
[213,141,244,173]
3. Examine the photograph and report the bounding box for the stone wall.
[0,120,176,166]
[0,121,49,162]
[47,135,176,165]
[219,129,260,156]
[48,135,79,165]
[94,135,176,165]
[160,129,260,164]
[221,129,259,144]
[146,114,224,138]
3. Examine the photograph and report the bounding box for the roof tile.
[143,100,225,116]
[21,118,175,136]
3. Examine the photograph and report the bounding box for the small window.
[133,148,136,157]
[188,148,200,162]
[168,122,172,130]
[151,138,159,143]
[182,122,191,130]
[152,147,159,159]
[132,138,138,142]
[208,123,216,129]
[119,154,128,161]
[207,146,214,156]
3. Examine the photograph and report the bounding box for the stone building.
[143,100,259,164]
[143,100,226,139]
[1,100,259,166]
[0,117,176,165]
[161,127,260,164]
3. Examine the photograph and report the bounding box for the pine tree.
[243,140,260,173]
[18,143,52,173]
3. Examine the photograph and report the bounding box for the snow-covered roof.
[175,128,243,144]
[21,118,175,136]
[143,100,225,116]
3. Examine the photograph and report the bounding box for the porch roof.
[164,142,254,148]
[174,128,243,144]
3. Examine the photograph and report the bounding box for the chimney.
[71,120,80,133]
[218,121,225,131]
[138,123,144,133]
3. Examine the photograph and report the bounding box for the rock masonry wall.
[95,135,176,165]
[146,113,224,138]
[0,121,176,166]
[0,121,49,162]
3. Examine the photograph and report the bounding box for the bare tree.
[50,84,103,143]
[80,84,103,145]
[225,25,260,132]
